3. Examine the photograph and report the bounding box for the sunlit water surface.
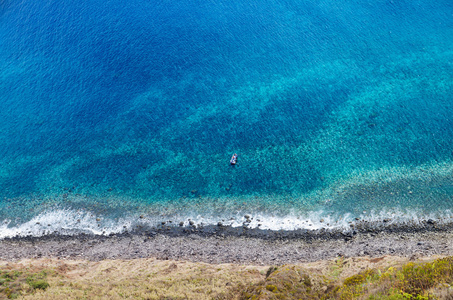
[1,0,453,237]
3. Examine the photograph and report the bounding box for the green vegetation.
[26,270,50,290]
[0,269,49,299]
[242,257,453,299]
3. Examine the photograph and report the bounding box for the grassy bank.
[1,255,453,299]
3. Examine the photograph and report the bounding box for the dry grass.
[0,258,267,299]
[1,255,453,299]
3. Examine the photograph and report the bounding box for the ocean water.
[1,0,453,238]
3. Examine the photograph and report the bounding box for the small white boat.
[230,153,238,165]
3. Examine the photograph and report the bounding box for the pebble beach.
[2,224,453,265]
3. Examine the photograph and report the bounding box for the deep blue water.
[1,0,453,237]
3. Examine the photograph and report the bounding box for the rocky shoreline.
[1,222,453,265]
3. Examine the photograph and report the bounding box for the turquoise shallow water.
[1,0,453,237]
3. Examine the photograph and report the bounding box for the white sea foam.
[172,207,453,232]
[1,207,453,239]
[0,209,132,239]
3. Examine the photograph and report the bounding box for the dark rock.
[245,215,250,219]
[427,219,435,225]
[189,220,195,226]
[161,221,166,225]
[179,222,184,227]
[217,222,223,227]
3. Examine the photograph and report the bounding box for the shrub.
[26,270,50,291]
[27,279,49,290]
[265,284,278,292]
[392,257,453,296]
[343,269,376,286]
